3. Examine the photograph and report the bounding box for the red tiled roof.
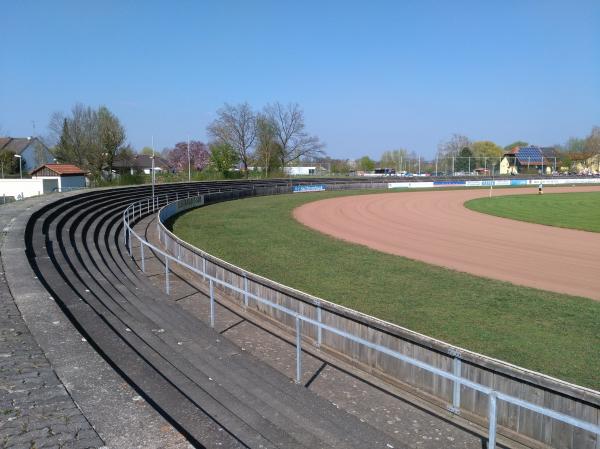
[30,164,86,176]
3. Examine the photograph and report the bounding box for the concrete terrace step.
[25,183,409,449]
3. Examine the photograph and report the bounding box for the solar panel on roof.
[516,147,544,164]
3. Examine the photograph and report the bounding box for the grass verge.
[465,191,600,233]
[173,190,600,389]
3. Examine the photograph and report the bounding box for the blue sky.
[1,1,599,159]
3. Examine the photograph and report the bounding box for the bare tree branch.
[207,103,256,176]
[264,102,324,167]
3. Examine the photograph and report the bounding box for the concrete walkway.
[1,195,193,449]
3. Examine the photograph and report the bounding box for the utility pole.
[187,137,191,182]
[151,136,155,202]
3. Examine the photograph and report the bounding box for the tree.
[380,149,409,172]
[584,126,600,157]
[263,102,324,168]
[97,106,127,179]
[437,134,471,173]
[503,141,529,152]
[50,104,128,180]
[0,150,19,177]
[356,155,376,172]
[53,105,97,168]
[209,141,239,176]
[140,146,154,156]
[207,103,256,176]
[165,141,210,173]
[254,114,282,176]
[438,134,471,158]
[455,147,473,172]
[471,141,503,170]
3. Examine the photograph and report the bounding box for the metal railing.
[123,190,600,449]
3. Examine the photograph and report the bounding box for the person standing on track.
[538,183,543,195]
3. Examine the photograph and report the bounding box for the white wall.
[284,166,316,175]
[0,179,48,199]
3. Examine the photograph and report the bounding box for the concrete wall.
[0,178,55,199]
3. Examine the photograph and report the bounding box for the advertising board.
[293,184,326,193]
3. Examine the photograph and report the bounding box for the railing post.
[448,349,462,414]
[453,356,462,412]
[140,240,145,272]
[243,275,248,307]
[202,257,206,281]
[128,229,132,256]
[147,198,149,214]
[209,279,215,328]
[316,302,322,347]
[165,257,170,295]
[488,391,497,449]
[295,316,302,384]
[177,241,181,260]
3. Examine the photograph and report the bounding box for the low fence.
[124,183,600,449]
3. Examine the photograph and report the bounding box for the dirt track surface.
[294,186,600,300]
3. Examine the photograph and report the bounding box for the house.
[499,146,552,175]
[0,137,53,174]
[572,154,600,175]
[30,164,86,192]
[112,154,172,175]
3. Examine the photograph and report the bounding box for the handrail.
[123,190,600,449]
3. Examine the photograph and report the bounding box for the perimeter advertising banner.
[527,178,600,185]
[388,182,435,189]
[293,184,326,193]
[388,178,600,189]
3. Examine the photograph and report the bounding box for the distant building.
[0,137,53,174]
[284,165,330,176]
[112,154,172,175]
[284,166,317,176]
[30,164,86,191]
[572,154,600,175]
[500,146,552,175]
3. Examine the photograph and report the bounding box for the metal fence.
[123,186,600,449]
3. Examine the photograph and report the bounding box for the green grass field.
[465,191,600,232]
[172,190,600,390]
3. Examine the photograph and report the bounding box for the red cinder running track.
[293,186,600,300]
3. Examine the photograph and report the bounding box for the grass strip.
[465,192,600,233]
[173,190,600,389]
